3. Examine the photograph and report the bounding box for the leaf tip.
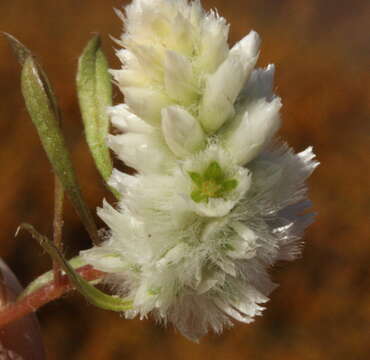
[2,32,33,66]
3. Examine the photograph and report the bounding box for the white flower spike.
[81,0,318,341]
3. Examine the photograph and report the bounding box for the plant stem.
[52,177,64,285]
[0,265,105,329]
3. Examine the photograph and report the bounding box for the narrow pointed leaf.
[18,224,132,312]
[18,48,98,244]
[5,33,70,272]
[77,35,117,197]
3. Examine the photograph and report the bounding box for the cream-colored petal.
[161,106,205,158]
[123,87,171,125]
[224,97,282,165]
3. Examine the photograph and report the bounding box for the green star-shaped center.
[188,161,238,203]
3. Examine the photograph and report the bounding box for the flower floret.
[189,161,238,203]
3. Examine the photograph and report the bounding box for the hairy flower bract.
[81,0,318,341]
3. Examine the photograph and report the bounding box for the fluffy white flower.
[81,0,318,341]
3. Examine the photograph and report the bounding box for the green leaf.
[5,33,99,245]
[77,35,118,198]
[20,54,99,245]
[18,224,132,312]
[204,161,224,181]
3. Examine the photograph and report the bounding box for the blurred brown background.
[0,0,369,359]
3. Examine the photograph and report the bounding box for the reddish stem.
[0,265,105,329]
